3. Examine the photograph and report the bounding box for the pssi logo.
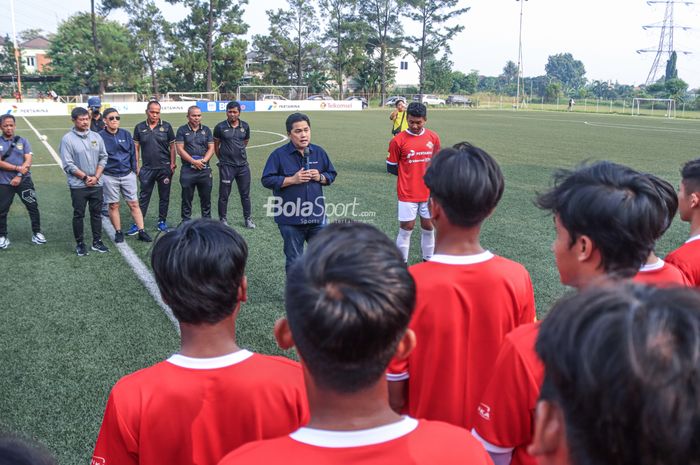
[477,403,491,420]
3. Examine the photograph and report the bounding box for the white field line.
[22,116,180,334]
[248,130,288,149]
[31,163,60,167]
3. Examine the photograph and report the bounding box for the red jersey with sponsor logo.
[387,252,536,430]
[473,323,543,465]
[633,259,690,287]
[387,128,441,202]
[665,235,700,287]
[91,350,308,465]
[218,417,492,465]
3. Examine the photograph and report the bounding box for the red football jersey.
[387,252,536,429]
[473,323,543,465]
[91,350,309,465]
[218,417,492,465]
[633,258,690,287]
[665,235,700,287]
[386,128,441,202]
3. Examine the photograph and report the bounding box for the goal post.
[166,91,219,102]
[236,85,308,101]
[631,98,676,118]
[102,92,138,102]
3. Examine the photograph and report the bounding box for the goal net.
[103,92,138,102]
[236,85,308,101]
[166,91,219,102]
[632,98,676,118]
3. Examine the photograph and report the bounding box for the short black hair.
[646,173,677,238]
[187,105,200,116]
[285,112,311,133]
[102,107,118,119]
[151,219,248,325]
[71,107,89,120]
[0,433,56,465]
[226,101,241,111]
[424,142,504,228]
[681,157,700,193]
[146,100,161,111]
[285,222,416,394]
[406,102,427,118]
[537,283,700,465]
[536,161,665,278]
[0,114,16,125]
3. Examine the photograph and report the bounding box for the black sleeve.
[386,163,398,176]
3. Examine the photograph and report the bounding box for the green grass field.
[1,107,699,463]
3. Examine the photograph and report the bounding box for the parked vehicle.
[383,96,407,106]
[307,95,334,100]
[446,95,473,106]
[345,96,368,108]
[415,94,445,105]
[260,94,288,100]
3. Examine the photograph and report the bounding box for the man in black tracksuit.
[175,106,214,222]
[133,100,176,233]
[213,101,255,229]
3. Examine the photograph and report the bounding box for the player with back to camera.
[219,222,492,465]
[387,142,536,431]
[633,173,688,286]
[665,157,700,286]
[530,284,700,465]
[472,161,668,465]
[386,102,440,263]
[92,219,308,465]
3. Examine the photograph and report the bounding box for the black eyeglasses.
[107,116,121,121]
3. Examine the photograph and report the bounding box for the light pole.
[516,0,527,109]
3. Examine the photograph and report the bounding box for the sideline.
[22,116,180,334]
[248,130,288,149]
[583,120,700,134]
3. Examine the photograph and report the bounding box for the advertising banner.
[196,100,256,113]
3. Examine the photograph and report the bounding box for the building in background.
[21,36,51,74]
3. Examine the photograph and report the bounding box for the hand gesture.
[293,168,312,184]
[306,169,321,182]
[10,176,20,187]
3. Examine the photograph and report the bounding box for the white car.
[260,94,288,100]
[419,94,445,105]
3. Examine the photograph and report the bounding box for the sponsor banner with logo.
[256,100,362,112]
[1,102,68,116]
[195,100,256,113]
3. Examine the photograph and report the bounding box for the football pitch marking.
[583,121,700,134]
[22,116,181,335]
[241,130,287,149]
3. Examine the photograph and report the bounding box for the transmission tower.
[637,1,693,85]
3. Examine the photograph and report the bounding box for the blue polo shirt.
[261,142,337,225]
[0,135,31,185]
[99,128,136,177]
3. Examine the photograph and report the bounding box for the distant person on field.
[219,222,492,465]
[472,161,667,465]
[386,102,440,262]
[176,106,214,222]
[387,142,535,431]
[665,157,700,286]
[567,98,574,111]
[261,112,337,273]
[59,107,109,256]
[98,108,152,244]
[49,89,58,102]
[88,96,105,133]
[389,97,408,136]
[530,284,700,465]
[633,173,688,286]
[214,101,255,229]
[131,100,176,234]
[0,433,56,465]
[0,114,46,250]
[92,219,308,465]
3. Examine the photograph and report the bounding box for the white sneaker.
[0,236,9,249]
[32,232,47,244]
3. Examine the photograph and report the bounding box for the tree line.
[1,0,696,106]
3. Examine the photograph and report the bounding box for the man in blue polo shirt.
[0,114,45,249]
[176,106,214,222]
[262,112,337,272]
[98,108,152,244]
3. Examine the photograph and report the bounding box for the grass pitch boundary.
[23,116,180,334]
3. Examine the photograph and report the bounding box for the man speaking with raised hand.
[261,112,337,273]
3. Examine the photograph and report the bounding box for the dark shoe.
[114,230,124,243]
[137,229,153,242]
[91,240,109,253]
[76,242,88,256]
[244,218,256,229]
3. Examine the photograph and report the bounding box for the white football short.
[398,200,430,221]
